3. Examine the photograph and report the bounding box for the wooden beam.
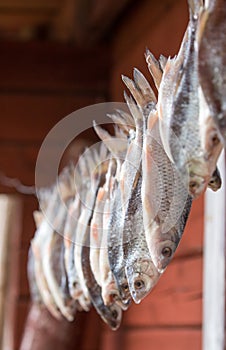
[0,195,22,350]
[0,0,61,10]
[0,41,109,93]
[203,150,225,350]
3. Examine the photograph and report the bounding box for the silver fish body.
[158,0,220,197]
[123,176,161,304]
[142,111,192,272]
[82,244,122,330]
[198,0,226,145]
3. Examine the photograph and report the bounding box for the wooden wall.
[99,0,203,349]
[0,0,205,349]
[0,41,110,350]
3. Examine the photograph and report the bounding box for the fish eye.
[122,283,129,292]
[189,181,197,189]
[72,281,77,288]
[161,247,172,258]
[134,280,145,290]
[112,310,118,319]
[211,134,220,146]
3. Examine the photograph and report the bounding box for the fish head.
[101,281,129,311]
[148,228,179,273]
[115,268,132,306]
[101,303,122,330]
[198,86,223,179]
[185,158,210,197]
[126,259,160,304]
[208,167,222,192]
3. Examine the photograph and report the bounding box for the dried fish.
[74,146,108,308]
[27,0,226,330]
[123,176,160,303]
[158,0,221,197]
[142,110,192,272]
[82,244,122,330]
[198,0,226,145]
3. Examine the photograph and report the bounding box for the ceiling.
[0,0,135,45]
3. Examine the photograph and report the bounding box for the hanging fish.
[82,243,122,330]
[158,0,222,197]
[31,189,64,320]
[142,110,192,272]
[198,0,226,146]
[123,176,161,303]
[74,146,108,309]
[40,168,77,321]
[145,48,222,193]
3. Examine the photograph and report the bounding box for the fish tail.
[133,67,157,103]
[123,91,143,130]
[145,48,163,90]
[159,54,167,70]
[122,70,156,109]
[93,120,111,143]
[114,109,135,129]
[93,120,125,159]
[122,74,143,107]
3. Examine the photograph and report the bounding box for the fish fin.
[159,54,167,70]
[108,112,134,134]
[145,49,163,90]
[115,109,135,127]
[114,124,125,139]
[133,67,157,104]
[93,121,127,159]
[122,74,144,108]
[123,91,143,131]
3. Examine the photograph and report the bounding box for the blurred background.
[0,0,205,349]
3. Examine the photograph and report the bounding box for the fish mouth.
[102,287,129,310]
[186,159,209,197]
[107,305,122,331]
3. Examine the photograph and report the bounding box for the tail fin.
[145,49,163,90]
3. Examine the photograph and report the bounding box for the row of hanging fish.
[28,0,226,330]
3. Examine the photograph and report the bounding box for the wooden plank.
[0,196,13,349]
[0,195,23,350]
[0,95,98,141]
[112,0,188,62]
[51,0,78,42]
[0,0,61,10]
[0,41,109,93]
[110,0,188,101]
[100,328,123,350]
[118,328,201,350]
[122,256,202,327]
[85,0,133,44]
[0,13,56,29]
[203,151,225,350]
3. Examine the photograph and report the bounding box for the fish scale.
[142,110,192,272]
[198,0,226,145]
[123,176,160,304]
